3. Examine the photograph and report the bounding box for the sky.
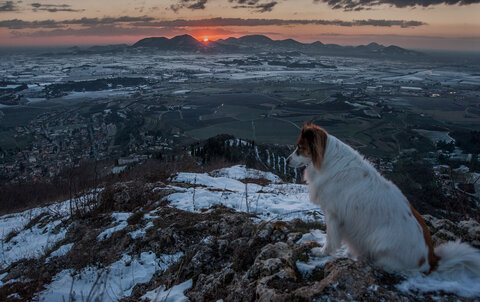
[0,0,479,51]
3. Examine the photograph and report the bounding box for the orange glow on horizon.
[203,37,209,42]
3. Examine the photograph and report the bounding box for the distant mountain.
[132,34,421,57]
[133,34,209,51]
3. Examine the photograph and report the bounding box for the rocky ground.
[0,166,479,301]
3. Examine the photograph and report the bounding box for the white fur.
[434,240,480,278]
[288,133,480,276]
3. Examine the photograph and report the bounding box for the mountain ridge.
[132,34,422,57]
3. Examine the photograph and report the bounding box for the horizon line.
[1,33,479,53]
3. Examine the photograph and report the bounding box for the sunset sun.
[203,37,209,42]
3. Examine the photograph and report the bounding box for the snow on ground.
[172,89,191,95]
[2,165,480,299]
[46,243,74,262]
[38,251,183,302]
[129,221,154,239]
[209,165,282,183]
[0,193,99,269]
[295,229,480,298]
[97,212,132,240]
[0,215,67,270]
[166,165,321,221]
[0,272,8,287]
[0,200,70,242]
[0,193,98,242]
[295,230,347,277]
[62,89,134,100]
[142,279,192,302]
[413,129,455,144]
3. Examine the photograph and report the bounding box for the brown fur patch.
[418,256,426,267]
[297,123,328,169]
[409,203,440,273]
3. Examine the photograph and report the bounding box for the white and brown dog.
[287,123,480,276]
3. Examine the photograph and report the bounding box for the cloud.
[0,19,62,29]
[0,17,427,30]
[11,25,186,37]
[0,16,155,29]
[2,16,427,38]
[171,0,480,12]
[170,0,277,12]
[11,25,267,38]
[231,0,278,12]
[254,1,278,12]
[132,17,426,28]
[315,0,480,11]
[0,1,18,12]
[31,3,84,13]
[170,0,208,12]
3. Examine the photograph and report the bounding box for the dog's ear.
[302,127,327,169]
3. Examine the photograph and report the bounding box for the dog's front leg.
[312,215,342,257]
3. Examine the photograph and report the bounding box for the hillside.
[1,165,479,301]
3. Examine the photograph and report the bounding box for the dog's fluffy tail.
[434,240,480,278]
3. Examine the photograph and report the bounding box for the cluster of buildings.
[1,111,114,182]
[0,107,173,184]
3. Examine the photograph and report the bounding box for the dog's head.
[287,123,328,169]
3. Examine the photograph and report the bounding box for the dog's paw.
[311,246,329,258]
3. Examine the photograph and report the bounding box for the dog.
[287,123,480,276]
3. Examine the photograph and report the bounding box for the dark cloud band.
[0,16,155,29]
[0,17,427,30]
[170,0,480,12]
[0,1,18,12]
[171,0,278,12]
[133,17,426,28]
[315,0,480,11]
[31,3,84,13]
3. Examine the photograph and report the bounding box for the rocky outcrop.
[1,179,478,301]
[424,214,480,249]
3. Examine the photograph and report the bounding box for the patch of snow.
[112,165,127,174]
[38,251,183,302]
[142,279,192,302]
[0,84,21,89]
[0,216,67,269]
[97,212,132,240]
[0,272,7,286]
[227,139,248,147]
[172,89,191,95]
[296,229,347,277]
[296,229,327,245]
[413,129,455,144]
[173,172,261,192]
[209,165,282,183]
[0,192,99,243]
[26,97,47,103]
[166,177,322,221]
[129,221,154,239]
[46,243,74,261]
